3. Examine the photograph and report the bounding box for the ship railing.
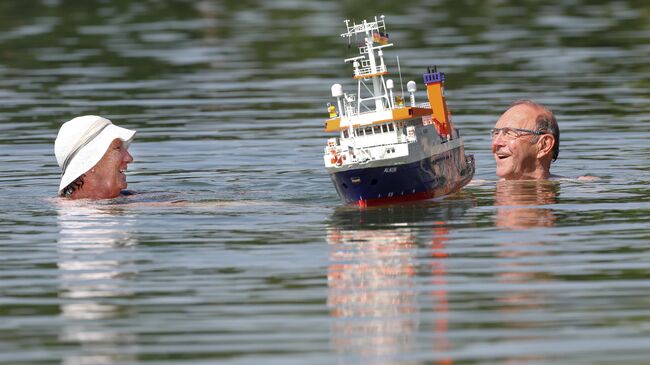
[355,147,373,163]
[344,19,384,37]
[349,139,409,151]
[378,146,393,160]
[360,58,383,70]
[325,140,409,165]
[345,105,403,118]
[353,64,387,78]
[359,43,393,56]
[346,23,378,35]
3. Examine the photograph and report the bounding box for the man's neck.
[503,165,552,181]
[70,186,117,200]
[523,168,551,180]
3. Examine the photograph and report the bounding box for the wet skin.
[71,139,134,199]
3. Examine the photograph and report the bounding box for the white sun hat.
[55,115,136,195]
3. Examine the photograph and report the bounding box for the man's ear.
[536,134,555,159]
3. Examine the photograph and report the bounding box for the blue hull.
[329,148,474,206]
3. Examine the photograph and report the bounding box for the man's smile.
[494,148,511,160]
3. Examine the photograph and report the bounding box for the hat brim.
[58,124,136,194]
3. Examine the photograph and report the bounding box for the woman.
[55,115,136,199]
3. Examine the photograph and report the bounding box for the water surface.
[1,1,649,364]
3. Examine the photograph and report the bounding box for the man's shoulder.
[550,174,600,182]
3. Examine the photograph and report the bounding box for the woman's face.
[83,139,134,199]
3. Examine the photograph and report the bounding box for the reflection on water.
[56,201,138,365]
[429,222,452,365]
[1,0,650,363]
[494,180,559,230]
[327,200,474,364]
[328,227,418,364]
[493,180,559,364]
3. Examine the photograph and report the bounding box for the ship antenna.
[397,56,405,99]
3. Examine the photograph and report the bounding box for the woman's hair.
[60,174,85,198]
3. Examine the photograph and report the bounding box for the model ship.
[323,15,475,207]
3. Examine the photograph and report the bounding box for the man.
[491,100,560,180]
[55,115,136,199]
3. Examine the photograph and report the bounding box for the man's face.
[492,104,541,180]
[86,139,134,198]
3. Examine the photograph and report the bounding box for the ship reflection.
[327,196,475,364]
[56,202,138,365]
[494,180,559,230]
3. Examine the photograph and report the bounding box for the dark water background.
[1,0,649,364]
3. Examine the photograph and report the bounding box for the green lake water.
[1,0,649,364]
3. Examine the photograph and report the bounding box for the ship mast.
[341,15,393,115]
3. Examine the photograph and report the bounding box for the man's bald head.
[508,100,560,161]
[492,100,560,180]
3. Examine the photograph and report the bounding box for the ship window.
[343,130,349,138]
[356,128,362,136]
[365,126,373,135]
[373,125,381,134]
[382,124,388,133]
[388,124,395,132]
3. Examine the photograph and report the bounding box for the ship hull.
[328,146,474,207]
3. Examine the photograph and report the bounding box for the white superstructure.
[323,16,456,172]
[322,16,475,206]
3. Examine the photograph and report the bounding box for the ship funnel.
[423,69,451,139]
[407,81,416,106]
